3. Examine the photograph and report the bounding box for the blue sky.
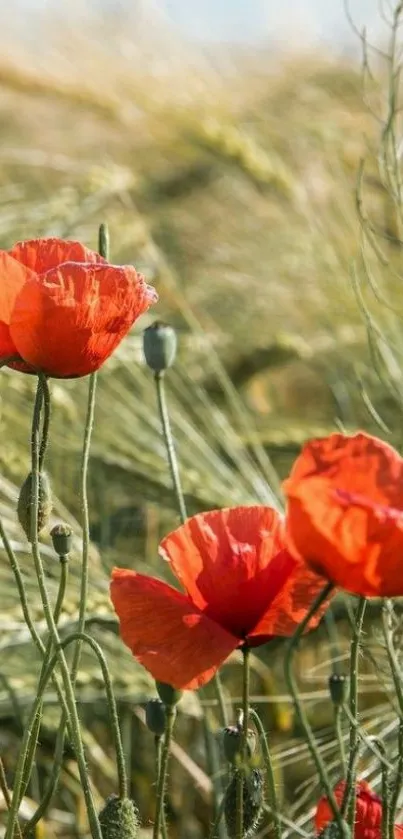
[16,0,387,51]
[160,0,383,48]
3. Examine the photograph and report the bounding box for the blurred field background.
[0,0,402,836]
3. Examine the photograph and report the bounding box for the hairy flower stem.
[155,737,168,839]
[23,372,98,833]
[24,630,128,836]
[43,634,127,796]
[153,704,176,839]
[341,597,367,831]
[335,706,347,779]
[4,377,102,839]
[208,787,230,839]
[153,368,229,724]
[0,757,23,839]
[284,583,349,837]
[381,601,403,839]
[20,557,69,804]
[154,371,187,523]
[249,708,281,839]
[378,740,390,839]
[235,645,251,839]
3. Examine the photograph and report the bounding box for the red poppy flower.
[283,432,403,598]
[110,506,331,690]
[315,779,403,839]
[0,238,158,377]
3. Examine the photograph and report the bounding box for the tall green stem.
[20,557,69,804]
[4,377,102,839]
[284,583,348,836]
[341,597,366,831]
[382,601,403,839]
[153,704,176,839]
[235,646,251,839]
[154,371,187,523]
[249,708,281,839]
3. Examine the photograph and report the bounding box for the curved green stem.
[72,372,97,683]
[41,632,127,799]
[249,708,281,839]
[25,373,99,830]
[38,376,51,470]
[0,757,23,839]
[5,377,102,839]
[153,704,176,839]
[381,600,403,839]
[20,628,128,837]
[20,557,69,804]
[284,582,347,835]
[341,597,366,831]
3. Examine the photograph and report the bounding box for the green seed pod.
[143,321,177,373]
[50,523,73,558]
[224,769,264,839]
[156,681,182,707]
[17,472,53,541]
[145,698,166,736]
[98,795,140,839]
[222,726,257,765]
[328,673,348,707]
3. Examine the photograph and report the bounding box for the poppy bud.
[156,681,182,707]
[98,795,140,839]
[328,674,348,707]
[143,322,177,373]
[98,223,110,260]
[222,726,257,765]
[50,523,73,558]
[17,472,53,541]
[224,768,264,839]
[145,698,166,736]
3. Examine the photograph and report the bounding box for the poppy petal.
[10,262,158,377]
[0,251,36,326]
[315,780,382,838]
[8,238,106,273]
[284,432,403,508]
[249,557,329,641]
[283,433,403,597]
[285,477,403,597]
[110,568,238,690]
[159,506,291,639]
[0,322,18,359]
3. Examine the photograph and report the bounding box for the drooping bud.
[224,769,264,839]
[98,795,140,839]
[222,726,257,765]
[143,322,177,373]
[145,698,166,736]
[156,681,182,707]
[328,673,348,707]
[50,523,73,559]
[17,472,53,541]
